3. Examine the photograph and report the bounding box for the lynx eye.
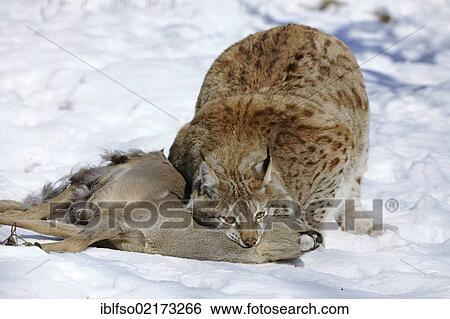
[255,211,266,219]
[221,216,236,224]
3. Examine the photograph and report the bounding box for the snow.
[1,0,450,298]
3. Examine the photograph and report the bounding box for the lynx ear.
[199,161,219,195]
[254,146,272,185]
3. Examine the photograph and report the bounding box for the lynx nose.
[243,237,257,247]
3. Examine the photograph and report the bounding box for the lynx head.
[189,145,294,248]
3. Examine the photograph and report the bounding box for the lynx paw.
[299,230,323,253]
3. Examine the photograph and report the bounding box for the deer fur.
[0,151,320,263]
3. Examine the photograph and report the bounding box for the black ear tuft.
[198,161,219,196]
[254,144,272,184]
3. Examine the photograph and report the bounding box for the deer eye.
[255,211,266,219]
[220,216,236,224]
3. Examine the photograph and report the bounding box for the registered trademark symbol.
[385,198,399,212]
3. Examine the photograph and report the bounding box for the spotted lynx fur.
[169,24,369,245]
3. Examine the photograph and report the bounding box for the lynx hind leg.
[38,228,123,253]
[336,176,396,235]
[334,175,369,234]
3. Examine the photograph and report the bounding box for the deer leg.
[0,186,75,220]
[0,200,23,213]
[1,209,41,219]
[0,215,82,238]
[38,228,123,253]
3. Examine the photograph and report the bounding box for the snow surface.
[1,0,450,298]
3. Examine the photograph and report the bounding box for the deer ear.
[254,147,272,185]
[199,161,219,195]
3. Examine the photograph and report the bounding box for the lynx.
[169,24,369,245]
[0,151,320,263]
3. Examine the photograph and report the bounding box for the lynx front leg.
[276,217,323,253]
[299,230,323,252]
